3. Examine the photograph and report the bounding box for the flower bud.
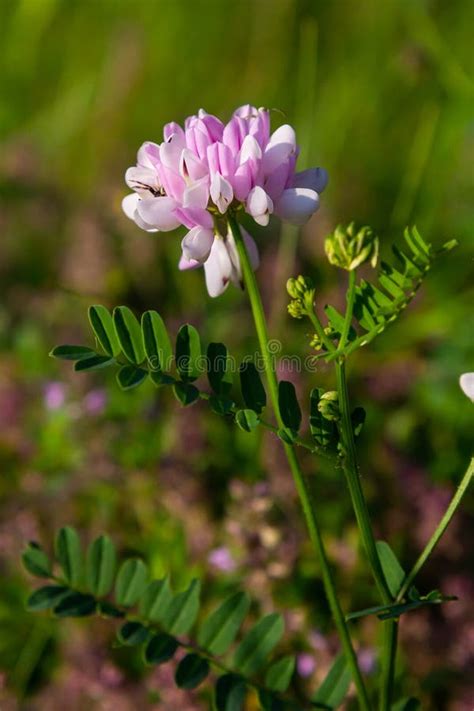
[325,223,379,271]
[287,300,305,319]
[317,391,340,421]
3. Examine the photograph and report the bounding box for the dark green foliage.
[22,542,51,578]
[22,527,317,709]
[278,381,301,433]
[239,362,267,413]
[235,409,259,432]
[141,310,173,372]
[88,305,121,357]
[117,365,148,390]
[176,324,201,381]
[207,342,232,395]
[113,306,146,364]
[173,381,200,406]
[175,653,209,689]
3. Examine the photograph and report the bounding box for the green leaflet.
[173,381,200,406]
[117,365,148,390]
[22,542,51,578]
[239,362,266,414]
[198,592,250,656]
[113,306,146,364]
[86,535,116,597]
[114,558,149,607]
[313,653,350,708]
[207,342,232,395]
[235,408,259,432]
[138,577,173,623]
[278,381,301,433]
[163,579,201,635]
[176,324,201,381]
[27,585,69,611]
[376,541,405,598]
[74,354,115,372]
[141,310,173,372]
[117,621,150,646]
[55,527,83,587]
[215,674,247,711]
[233,613,284,676]
[144,633,178,665]
[175,653,209,689]
[53,591,96,617]
[264,655,295,693]
[88,305,121,357]
[50,345,96,361]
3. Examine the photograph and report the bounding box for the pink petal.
[232,161,252,201]
[163,122,185,143]
[157,164,185,201]
[274,188,320,226]
[174,206,213,230]
[197,110,224,142]
[137,142,160,169]
[136,196,181,231]
[263,159,290,201]
[179,254,201,271]
[179,149,208,181]
[292,167,328,193]
[159,135,183,170]
[223,115,247,154]
[181,226,214,263]
[239,134,262,164]
[263,124,297,175]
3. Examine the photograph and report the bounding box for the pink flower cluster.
[123,105,327,296]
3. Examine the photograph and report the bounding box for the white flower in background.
[459,372,474,401]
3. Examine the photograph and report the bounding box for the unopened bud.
[287,275,315,300]
[317,391,340,421]
[288,300,305,319]
[325,223,379,271]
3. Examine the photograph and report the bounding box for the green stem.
[339,269,356,350]
[335,359,396,710]
[396,456,474,602]
[228,214,371,710]
[306,307,337,354]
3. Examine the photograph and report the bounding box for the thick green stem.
[396,456,474,602]
[335,360,396,710]
[228,214,371,710]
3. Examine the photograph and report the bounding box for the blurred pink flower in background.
[296,652,316,678]
[43,381,66,410]
[208,546,237,572]
[83,388,107,415]
[123,105,327,296]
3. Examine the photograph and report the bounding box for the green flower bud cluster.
[325,223,379,271]
[317,390,340,421]
[287,276,315,320]
[310,326,336,351]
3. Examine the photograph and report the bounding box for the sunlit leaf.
[163,579,201,635]
[86,535,116,597]
[55,527,83,587]
[265,655,295,693]
[114,558,148,607]
[198,592,250,656]
[234,613,284,676]
[313,653,350,708]
[88,305,121,357]
[113,306,146,364]
[141,310,173,372]
[22,542,51,578]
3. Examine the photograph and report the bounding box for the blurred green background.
[0,0,473,709]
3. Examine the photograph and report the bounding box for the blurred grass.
[0,0,473,709]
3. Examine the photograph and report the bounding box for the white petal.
[460,373,474,401]
[263,124,297,175]
[136,196,180,231]
[268,124,296,148]
[181,227,214,263]
[292,167,329,193]
[159,134,184,170]
[179,254,201,271]
[210,173,233,214]
[182,177,209,209]
[122,193,139,220]
[246,186,273,226]
[179,148,208,181]
[225,227,260,282]
[274,187,320,226]
[122,194,158,232]
[204,237,233,297]
[137,142,160,169]
[125,166,160,195]
[239,134,262,164]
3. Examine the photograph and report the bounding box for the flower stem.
[396,456,474,602]
[228,214,371,710]
[339,269,356,350]
[335,359,396,710]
